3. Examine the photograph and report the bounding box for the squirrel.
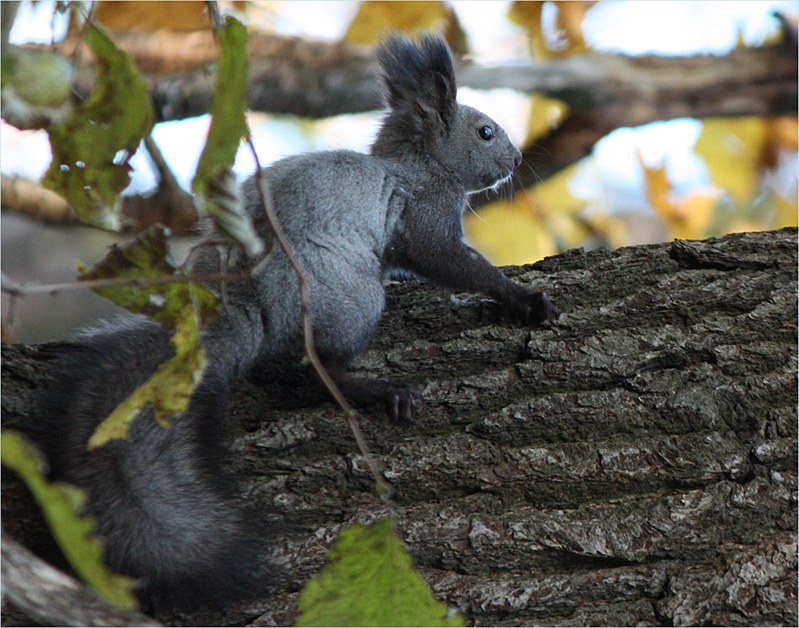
[32,33,559,610]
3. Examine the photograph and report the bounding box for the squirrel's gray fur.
[35,33,559,610]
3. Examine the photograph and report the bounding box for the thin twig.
[205,0,222,33]
[0,268,250,298]
[143,136,180,191]
[245,135,393,500]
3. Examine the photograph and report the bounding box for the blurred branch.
[1,533,161,627]
[480,44,798,188]
[6,29,795,213]
[44,31,375,120]
[35,30,795,194]
[44,30,795,125]
[1,174,72,223]
[1,141,197,234]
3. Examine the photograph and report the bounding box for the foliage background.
[2,0,797,342]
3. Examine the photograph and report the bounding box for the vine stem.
[244,135,393,500]
[1,268,247,297]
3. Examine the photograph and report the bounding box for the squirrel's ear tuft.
[377,33,457,125]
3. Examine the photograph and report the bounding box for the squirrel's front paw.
[508,290,560,326]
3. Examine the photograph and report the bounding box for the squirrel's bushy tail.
[35,317,272,610]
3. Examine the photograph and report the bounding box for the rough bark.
[2,228,797,626]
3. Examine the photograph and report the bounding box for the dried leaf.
[345,1,466,52]
[79,225,218,447]
[94,0,211,32]
[638,152,721,239]
[524,94,570,147]
[465,164,585,265]
[42,23,154,231]
[510,1,594,58]
[694,117,766,205]
[508,1,548,59]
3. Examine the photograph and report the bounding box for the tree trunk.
[2,228,797,626]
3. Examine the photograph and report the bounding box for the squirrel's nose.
[513,147,522,168]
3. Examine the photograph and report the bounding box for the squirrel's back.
[229,150,411,364]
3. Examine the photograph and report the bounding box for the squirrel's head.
[374,33,522,194]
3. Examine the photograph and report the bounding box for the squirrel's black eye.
[478,125,494,141]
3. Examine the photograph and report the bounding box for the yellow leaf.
[672,190,723,239]
[735,24,747,50]
[508,1,548,59]
[692,116,798,234]
[555,1,593,55]
[42,23,154,231]
[344,1,465,52]
[298,519,464,627]
[771,116,798,151]
[693,117,766,205]
[509,1,594,58]
[87,300,209,448]
[78,225,218,448]
[524,94,570,147]
[762,116,798,169]
[465,164,584,265]
[465,195,555,266]
[637,155,672,216]
[1,431,138,608]
[95,1,212,32]
[532,161,584,215]
[638,152,721,239]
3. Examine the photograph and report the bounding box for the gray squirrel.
[34,33,559,610]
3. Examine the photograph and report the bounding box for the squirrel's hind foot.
[327,373,421,422]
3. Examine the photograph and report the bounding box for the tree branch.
[0,174,72,223]
[3,227,796,626]
[6,32,794,228]
[40,30,795,199]
[40,30,796,124]
[0,159,198,235]
[1,534,160,627]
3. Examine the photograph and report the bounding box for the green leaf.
[79,225,218,448]
[42,23,154,231]
[192,16,264,257]
[297,519,464,627]
[0,430,138,609]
